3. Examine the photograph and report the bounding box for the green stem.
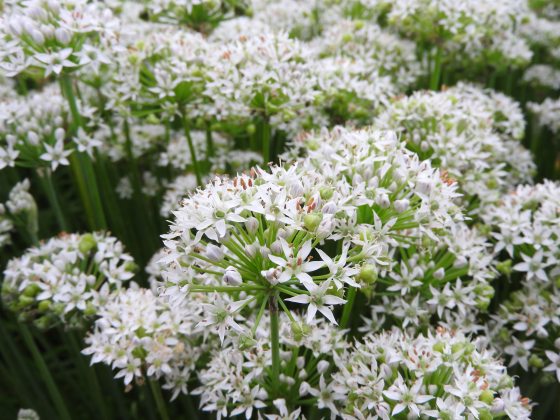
[182,111,203,185]
[270,294,281,396]
[38,170,68,231]
[59,73,107,230]
[65,331,110,420]
[261,118,271,165]
[19,324,72,420]
[149,380,170,420]
[340,286,357,329]
[429,46,443,91]
[206,123,214,161]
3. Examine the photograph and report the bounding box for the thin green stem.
[340,286,356,329]
[38,170,68,231]
[261,118,271,165]
[149,380,170,420]
[182,111,203,185]
[429,46,443,91]
[269,294,281,396]
[19,324,72,420]
[59,73,107,229]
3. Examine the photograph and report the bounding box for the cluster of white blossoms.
[374,83,535,205]
[82,285,209,398]
[194,313,348,418]
[126,0,246,29]
[0,0,557,417]
[362,0,533,66]
[0,179,38,246]
[0,84,70,171]
[328,328,532,419]
[160,127,462,341]
[0,0,119,77]
[480,181,560,382]
[528,97,560,133]
[364,222,497,334]
[2,232,135,328]
[523,64,560,90]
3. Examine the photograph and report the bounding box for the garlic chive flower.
[83,286,208,398]
[374,83,534,206]
[161,127,462,339]
[328,328,532,419]
[482,181,560,383]
[2,232,135,328]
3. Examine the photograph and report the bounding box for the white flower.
[34,48,76,76]
[505,338,535,370]
[40,140,72,171]
[285,280,346,324]
[268,239,324,286]
[197,295,248,343]
[544,351,560,382]
[383,376,434,417]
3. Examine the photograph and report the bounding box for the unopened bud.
[394,199,409,213]
[78,233,97,254]
[223,266,242,286]
[357,264,377,285]
[55,28,71,44]
[206,244,224,262]
[303,213,322,231]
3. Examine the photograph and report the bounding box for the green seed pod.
[78,233,97,254]
[529,354,544,369]
[357,264,378,285]
[479,389,494,404]
[303,213,322,231]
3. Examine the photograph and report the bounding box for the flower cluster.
[364,222,497,334]
[374,83,535,205]
[194,312,348,419]
[2,232,135,328]
[0,84,70,171]
[328,328,532,419]
[0,0,118,77]
[528,98,560,133]
[362,0,533,67]
[0,179,38,247]
[481,181,560,382]
[82,285,208,398]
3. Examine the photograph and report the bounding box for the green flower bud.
[303,213,322,231]
[342,33,353,43]
[357,264,377,285]
[529,354,544,369]
[78,233,97,254]
[306,139,320,151]
[38,300,52,312]
[480,390,494,404]
[282,109,296,122]
[238,335,257,351]
[125,261,138,273]
[84,303,97,317]
[34,316,51,330]
[246,123,256,135]
[432,341,445,353]
[136,326,147,338]
[22,283,41,298]
[131,346,148,360]
[18,295,34,308]
[146,114,160,125]
[291,322,311,341]
[496,260,512,276]
[478,409,493,420]
[320,187,334,200]
[354,20,365,30]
